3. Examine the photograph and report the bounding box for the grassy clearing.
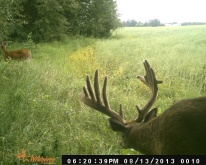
[1,26,206,164]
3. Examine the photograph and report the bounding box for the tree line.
[122,19,206,27]
[0,0,121,42]
[122,19,164,27]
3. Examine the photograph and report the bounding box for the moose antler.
[82,60,162,125]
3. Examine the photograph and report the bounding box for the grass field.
[1,25,206,164]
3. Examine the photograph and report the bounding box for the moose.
[82,60,206,155]
[0,36,32,60]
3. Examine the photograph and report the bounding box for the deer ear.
[109,118,128,132]
[144,108,158,123]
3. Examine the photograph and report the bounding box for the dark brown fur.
[82,61,206,155]
[111,96,206,154]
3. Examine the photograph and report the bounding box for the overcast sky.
[116,0,206,23]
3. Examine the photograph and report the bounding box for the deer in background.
[82,60,206,155]
[0,36,32,60]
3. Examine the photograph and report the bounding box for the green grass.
[1,25,206,164]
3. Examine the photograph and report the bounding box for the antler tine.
[137,60,162,88]
[136,60,163,122]
[82,70,124,123]
[119,104,124,119]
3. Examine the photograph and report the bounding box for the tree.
[85,0,121,37]
[59,0,80,35]
[0,0,24,37]
[122,20,137,27]
[64,0,121,37]
[148,19,161,27]
[18,0,69,42]
[33,0,68,42]
[1,0,121,42]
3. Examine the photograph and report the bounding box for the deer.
[82,60,206,155]
[1,40,32,61]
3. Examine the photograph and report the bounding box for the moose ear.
[109,118,128,132]
[144,108,158,123]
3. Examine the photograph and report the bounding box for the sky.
[116,0,206,23]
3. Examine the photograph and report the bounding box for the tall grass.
[0,26,206,164]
